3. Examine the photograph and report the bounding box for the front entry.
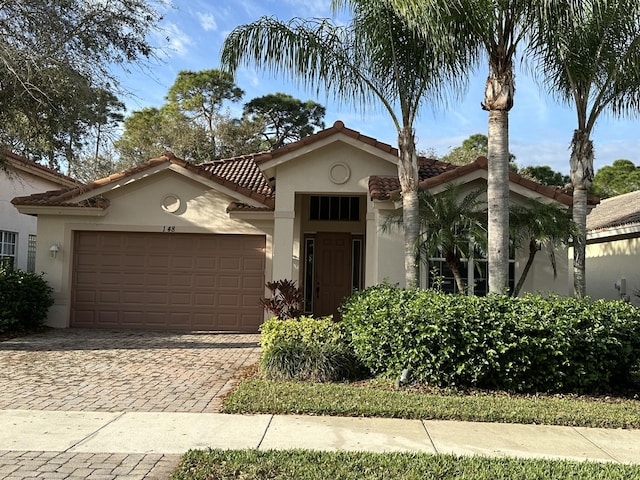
[308,232,365,318]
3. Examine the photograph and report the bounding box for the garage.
[70,231,266,332]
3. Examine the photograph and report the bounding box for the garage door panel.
[147,255,170,268]
[170,293,192,305]
[99,291,120,304]
[71,232,265,331]
[97,311,120,326]
[147,274,169,286]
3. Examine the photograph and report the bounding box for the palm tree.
[385,0,543,293]
[416,185,487,294]
[509,199,578,297]
[529,0,640,297]
[384,183,487,294]
[220,1,468,287]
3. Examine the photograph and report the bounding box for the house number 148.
[163,226,176,232]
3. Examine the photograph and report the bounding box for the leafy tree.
[592,159,640,198]
[530,0,640,297]
[166,69,244,138]
[115,106,216,167]
[216,116,266,158]
[243,93,326,149]
[509,200,577,297]
[441,133,517,170]
[221,1,469,287]
[519,165,570,187]
[0,0,162,168]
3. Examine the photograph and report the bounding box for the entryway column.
[272,210,295,281]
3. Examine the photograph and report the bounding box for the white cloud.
[198,12,217,31]
[163,22,194,57]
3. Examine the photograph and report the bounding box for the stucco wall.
[268,139,399,284]
[2,169,69,270]
[577,235,640,307]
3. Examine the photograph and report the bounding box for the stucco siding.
[583,236,640,306]
[2,169,72,271]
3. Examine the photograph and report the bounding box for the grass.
[170,449,640,480]
[222,377,640,429]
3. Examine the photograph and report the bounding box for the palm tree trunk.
[513,239,539,297]
[487,109,510,294]
[569,130,594,298]
[398,126,420,287]
[445,253,466,294]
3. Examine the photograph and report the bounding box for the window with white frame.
[27,234,37,273]
[0,231,17,269]
[427,252,515,296]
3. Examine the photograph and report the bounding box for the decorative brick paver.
[0,329,261,479]
[0,329,261,413]
[0,451,181,480]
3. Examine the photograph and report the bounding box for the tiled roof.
[252,120,397,165]
[199,156,274,201]
[420,157,591,207]
[11,122,596,213]
[11,155,172,209]
[11,152,276,210]
[369,158,458,200]
[587,190,640,231]
[2,150,80,188]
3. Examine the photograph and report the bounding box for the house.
[12,121,577,332]
[582,190,640,306]
[1,151,78,271]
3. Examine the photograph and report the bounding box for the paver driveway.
[0,328,261,479]
[0,328,261,413]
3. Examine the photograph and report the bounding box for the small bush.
[259,279,303,320]
[341,284,640,394]
[0,267,53,333]
[259,316,363,382]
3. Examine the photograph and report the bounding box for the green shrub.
[341,284,640,394]
[0,267,53,333]
[259,316,363,382]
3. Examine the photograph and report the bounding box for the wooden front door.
[314,232,353,318]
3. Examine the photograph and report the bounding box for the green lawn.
[170,449,640,480]
[222,378,640,429]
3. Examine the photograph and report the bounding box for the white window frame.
[0,231,17,269]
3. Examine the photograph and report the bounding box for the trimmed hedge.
[259,316,363,382]
[0,267,53,333]
[341,284,640,394]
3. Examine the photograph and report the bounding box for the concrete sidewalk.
[2,409,640,464]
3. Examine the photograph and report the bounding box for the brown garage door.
[71,231,266,332]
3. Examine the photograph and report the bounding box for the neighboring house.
[1,151,78,271]
[13,121,578,332]
[581,190,640,307]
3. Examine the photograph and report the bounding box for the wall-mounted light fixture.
[49,243,60,259]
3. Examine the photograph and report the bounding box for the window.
[0,231,17,270]
[27,234,37,273]
[427,256,515,295]
[304,238,315,313]
[309,196,360,221]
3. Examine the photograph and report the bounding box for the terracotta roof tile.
[2,150,80,187]
[370,158,458,200]
[255,120,399,165]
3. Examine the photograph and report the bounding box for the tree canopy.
[592,159,640,198]
[0,0,163,169]
[243,93,326,149]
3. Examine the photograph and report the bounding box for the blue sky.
[116,0,640,175]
